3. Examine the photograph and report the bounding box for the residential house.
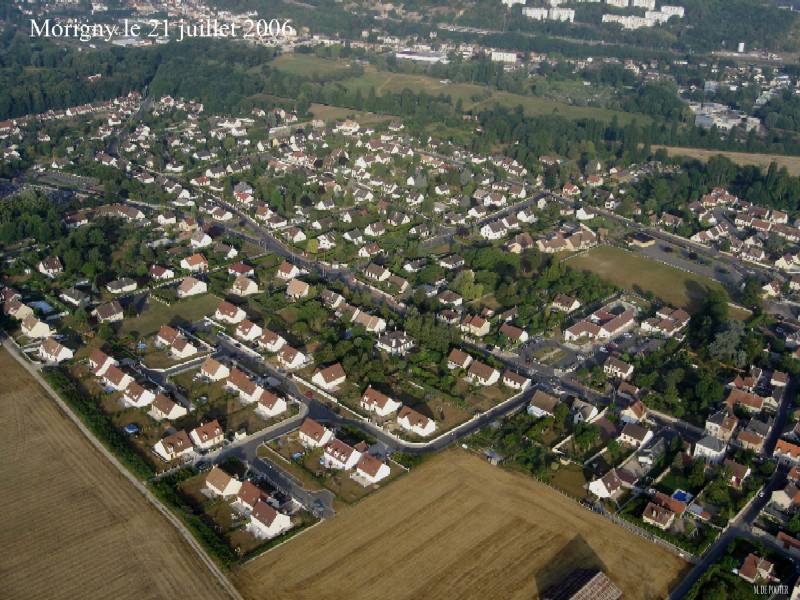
[467,361,500,386]
[255,391,287,419]
[552,294,581,313]
[723,459,751,488]
[92,300,124,323]
[298,418,333,448]
[447,348,474,370]
[397,406,437,437]
[148,394,188,422]
[776,440,800,466]
[311,363,346,391]
[604,357,634,380]
[360,386,402,417]
[693,435,726,464]
[502,370,531,391]
[247,500,292,540]
[153,430,194,461]
[181,253,209,272]
[620,400,648,424]
[286,278,310,300]
[231,276,259,297]
[37,257,64,278]
[200,357,230,381]
[461,315,491,338]
[121,382,156,408]
[619,423,653,448]
[21,316,54,339]
[38,338,74,364]
[704,410,738,442]
[215,300,247,324]
[739,554,775,584]
[528,390,560,418]
[177,277,207,298]
[642,502,675,530]
[257,329,286,353]
[499,322,528,344]
[323,439,361,470]
[235,319,263,342]
[190,420,224,450]
[375,331,414,356]
[277,346,306,370]
[355,453,391,485]
[205,467,242,499]
[588,469,623,499]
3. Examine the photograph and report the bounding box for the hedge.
[43,367,154,480]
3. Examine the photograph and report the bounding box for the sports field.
[0,349,227,600]
[567,245,729,312]
[232,451,688,600]
[653,145,800,176]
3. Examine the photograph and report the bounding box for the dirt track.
[0,348,228,600]
[233,450,689,600]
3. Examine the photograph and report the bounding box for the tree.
[708,320,747,367]
[99,323,115,341]
[687,458,706,489]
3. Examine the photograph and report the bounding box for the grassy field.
[271,53,355,76]
[0,349,227,600]
[232,450,688,600]
[121,293,220,337]
[339,71,646,125]
[567,245,730,313]
[653,145,800,176]
[474,91,650,125]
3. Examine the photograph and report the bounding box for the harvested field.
[233,450,688,600]
[567,245,729,313]
[0,349,227,600]
[653,145,800,176]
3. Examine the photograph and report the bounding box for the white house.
[39,337,74,364]
[22,316,54,339]
[255,391,288,419]
[467,361,500,386]
[257,329,286,353]
[231,276,259,297]
[277,346,306,370]
[235,319,263,342]
[200,356,230,381]
[355,453,391,485]
[180,253,209,273]
[298,418,333,448]
[247,500,292,540]
[618,423,653,448]
[323,439,362,470]
[588,469,623,499]
[311,363,346,391]
[693,435,726,464]
[528,390,560,418]
[215,300,247,324]
[360,386,402,417]
[154,430,194,461]
[205,467,242,499]
[397,406,436,437]
[148,394,188,421]
[177,277,207,298]
[190,420,224,450]
[121,382,156,408]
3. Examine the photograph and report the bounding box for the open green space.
[566,245,732,313]
[337,71,646,124]
[271,53,356,76]
[120,294,220,337]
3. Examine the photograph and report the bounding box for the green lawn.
[121,294,220,337]
[271,53,355,76]
[655,471,695,496]
[338,71,650,125]
[566,245,735,313]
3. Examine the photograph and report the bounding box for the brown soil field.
[0,349,228,600]
[653,145,800,176]
[233,450,689,600]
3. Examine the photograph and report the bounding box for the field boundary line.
[1,338,244,600]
